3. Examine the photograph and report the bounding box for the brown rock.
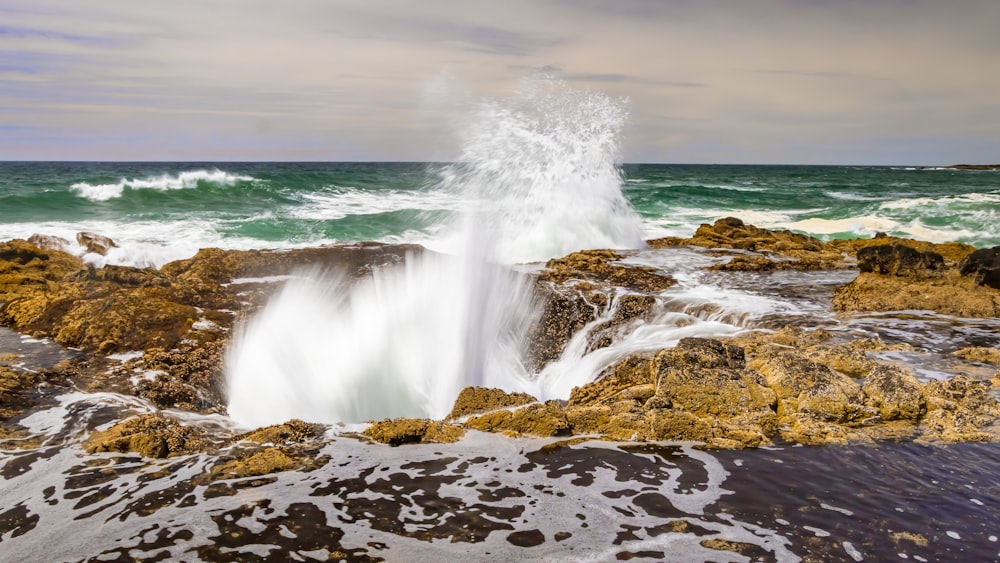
[463,402,570,437]
[749,353,875,424]
[447,387,537,420]
[26,234,71,252]
[833,270,1000,317]
[211,448,297,478]
[85,413,211,458]
[364,418,465,446]
[955,347,1000,366]
[235,419,325,444]
[538,249,675,292]
[76,232,118,255]
[862,365,925,420]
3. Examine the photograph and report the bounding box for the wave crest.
[71,169,254,201]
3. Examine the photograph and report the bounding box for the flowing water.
[2,80,1000,560]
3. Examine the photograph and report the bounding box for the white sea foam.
[779,216,901,235]
[290,188,458,221]
[880,192,1000,210]
[71,169,254,201]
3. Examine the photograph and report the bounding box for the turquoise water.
[0,162,997,267]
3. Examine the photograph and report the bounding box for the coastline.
[2,218,1000,560]
[2,217,998,451]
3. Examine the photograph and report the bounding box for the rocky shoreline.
[2,218,999,465]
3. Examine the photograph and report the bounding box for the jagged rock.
[862,365,925,420]
[234,419,325,444]
[652,339,776,418]
[538,249,675,292]
[132,340,227,412]
[920,375,1000,442]
[76,232,118,255]
[648,218,975,271]
[446,387,537,420]
[833,270,1000,317]
[524,285,602,371]
[85,413,211,458]
[749,353,875,424]
[364,418,465,446]
[462,402,570,437]
[161,243,418,285]
[857,244,944,278]
[959,246,1000,289]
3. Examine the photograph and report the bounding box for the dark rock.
[959,246,1000,290]
[857,244,944,277]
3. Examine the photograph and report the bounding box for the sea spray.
[432,78,645,262]
[226,78,645,425]
[226,256,538,426]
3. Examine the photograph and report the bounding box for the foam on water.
[70,169,254,201]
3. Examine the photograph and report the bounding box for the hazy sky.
[2,0,998,164]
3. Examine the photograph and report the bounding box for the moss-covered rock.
[446,387,537,420]
[364,418,465,446]
[85,414,211,458]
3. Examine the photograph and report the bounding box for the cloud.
[0,0,998,163]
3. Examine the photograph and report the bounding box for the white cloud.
[1,0,998,163]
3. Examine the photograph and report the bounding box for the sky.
[1,0,998,164]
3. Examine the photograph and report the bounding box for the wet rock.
[648,218,975,271]
[959,246,1000,289]
[85,414,212,458]
[160,243,418,286]
[567,354,655,407]
[364,418,465,446]
[954,346,1000,366]
[832,270,1000,317]
[462,402,571,437]
[26,234,71,252]
[235,419,325,444]
[749,353,874,424]
[857,244,944,278]
[211,448,297,478]
[447,387,537,420]
[919,375,1000,443]
[76,232,118,256]
[862,365,925,421]
[524,285,602,371]
[132,340,227,412]
[538,249,675,292]
[0,365,38,420]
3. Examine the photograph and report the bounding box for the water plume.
[226,78,644,426]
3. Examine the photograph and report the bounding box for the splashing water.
[226,79,645,426]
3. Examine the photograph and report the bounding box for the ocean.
[1,162,998,269]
